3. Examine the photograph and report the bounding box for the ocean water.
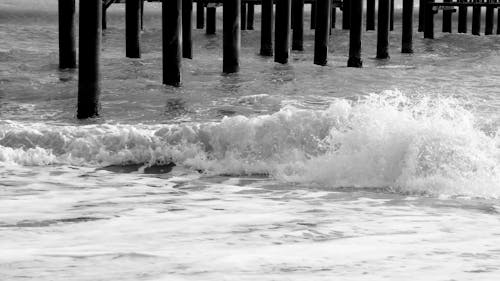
[1,1,500,280]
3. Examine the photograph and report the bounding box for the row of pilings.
[422,1,500,39]
[58,0,500,119]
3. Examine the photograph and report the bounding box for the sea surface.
[1,1,500,280]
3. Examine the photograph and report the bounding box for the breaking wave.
[1,91,499,197]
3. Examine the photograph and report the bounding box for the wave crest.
[1,91,499,197]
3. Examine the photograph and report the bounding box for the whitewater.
[1,0,500,280]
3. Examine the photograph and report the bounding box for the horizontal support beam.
[430,2,500,7]
[433,6,457,11]
[113,0,499,6]
[104,0,116,10]
[117,0,342,5]
[109,1,500,12]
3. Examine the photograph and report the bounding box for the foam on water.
[2,3,500,280]
[1,91,498,197]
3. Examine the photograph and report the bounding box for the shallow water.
[2,166,500,281]
[1,1,500,280]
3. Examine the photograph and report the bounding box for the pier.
[56,0,500,118]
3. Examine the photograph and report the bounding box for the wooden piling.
[247,3,255,30]
[472,5,481,35]
[498,7,500,34]
[78,0,102,119]
[197,2,205,29]
[458,1,467,33]
[342,0,351,30]
[331,5,336,29]
[311,2,316,29]
[207,6,216,35]
[390,0,394,31]
[314,0,331,65]
[367,0,375,31]
[183,0,193,59]
[418,0,425,31]
[126,0,141,58]
[241,3,247,30]
[424,0,434,39]
[141,0,144,30]
[292,0,305,51]
[162,0,182,86]
[275,0,292,64]
[485,4,494,35]
[442,0,452,32]
[58,0,76,69]
[103,0,119,29]
[223,0,241,73]
[377,0,390,59]
[402,0,414,53]
[260,0,274,56]
[102,3,108,30]
[347,0,362,67]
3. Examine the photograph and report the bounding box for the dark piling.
[424,0,434,39]
[207,6,217,35]
[247,3,255,30]
[292,0,304,51]
[342,0,351,30]
[472,5,481,35]
[485,5,494,35]
[77,0,102,119]
[102,2,108,30]
[141,0,144,30]
[196,2,205,29]
[458,1,467,33]
[331,5,336,29]
[442,0,452,32]
[418,0,425,31]
[377,0,390,59]
[347,0,362,67]
[260,0,274,56]
[126,0,141,58]
[314,0,331,65]
[183,0,193,59]
[58,0,76,69]
[162,0,182,86]
[390,0,394,31]
[275,0,292,64]
[241,3,247,30]
[402,0,414,53]
[223,0,241,73]
[367,0,375,31]
[498,7,500,34]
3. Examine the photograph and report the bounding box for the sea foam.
[1,91,499,197]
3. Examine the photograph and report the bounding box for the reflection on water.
[163,98,191,120]
[57,68,76,82]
